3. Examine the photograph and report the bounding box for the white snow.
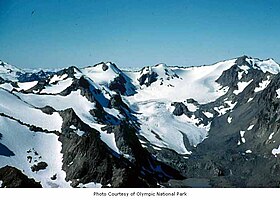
[77,182,102,188]
[240,131,246,143]
[152,146,162,151]
[185,103,198,112]
[233,80,253,95]
[16,90,123,154]
[1,57,280,187]
[276,89,280,98]
[0,83,13,91]
[227,116,232,124]
[269,132,275,140]
[247,58,280,74]
[49,74,68,84]
[239,65,250,73]
[127,59,236,104]
[0,61,23,81]
[214,100,237,116]
[134,100,207,154]
[247,125,254,131]
[272,145,280,157]
[238,71,244,80]
[81,62,120,86]
[240,131,245,138]
[68,125,86,136]
[70,125,76,129]
[254,78,271,93]
[245,150,252,154]
[203,111,213,118]
[103,107,121,120]
[0,89,63,131]
[0,116,70,188]
[247,97,254,103]
[16,90,96,127]
[78,130,87,138]
[41,78,73,94]
[92,124,120,154]
[17,81,38,91]
[0,180,2,187]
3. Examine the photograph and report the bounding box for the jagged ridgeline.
[1,56,280,188]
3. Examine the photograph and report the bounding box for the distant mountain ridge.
[1,56,280,187]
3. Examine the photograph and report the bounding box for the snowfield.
[0,88,63,132]
[0,116,70,187]
[133,100,207,154]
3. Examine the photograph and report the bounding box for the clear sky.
[0,0,280,69]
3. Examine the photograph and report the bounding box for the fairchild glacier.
[1,55,280,187]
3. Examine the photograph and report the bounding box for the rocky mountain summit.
[1,56,280,187]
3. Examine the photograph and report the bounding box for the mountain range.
[0,55,280,188]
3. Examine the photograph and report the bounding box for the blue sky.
[0,0,280,69]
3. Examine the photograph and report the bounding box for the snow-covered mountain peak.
[83,62,121,73]
[137,63,179,87]
[0,60,22,72]
[0,60,24,81]
[81,62,122,85]
[235,56,280,74]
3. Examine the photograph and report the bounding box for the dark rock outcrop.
[0,166,42,188]
[235,55,250,66]
[58,108,154,187]
[172,102,192,117]
[109,74,127,95]
[31,162,48,172]
[138,67,158,86]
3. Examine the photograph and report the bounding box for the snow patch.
[269,132,275,140]
[227,116,232,124]
[41,78,73,94]
[276,89,280,98]
[93,124,120,154]
[245,150,252,154]
[203,111,213,118]
[0,83,13,91]
[185,103,198,112]
[238,71,244,80]
[233,80,253,95]
[272,145,280,157]
[214,100,237,116]
[153,146,162,151]
[239,65,250,73]
[247,97,253,103]
[17,81,38,91]
[77,182,102,188]
[254,78,271,93]
[240,131,246,143]
[247,125,254,131]
[49,74,68,84]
